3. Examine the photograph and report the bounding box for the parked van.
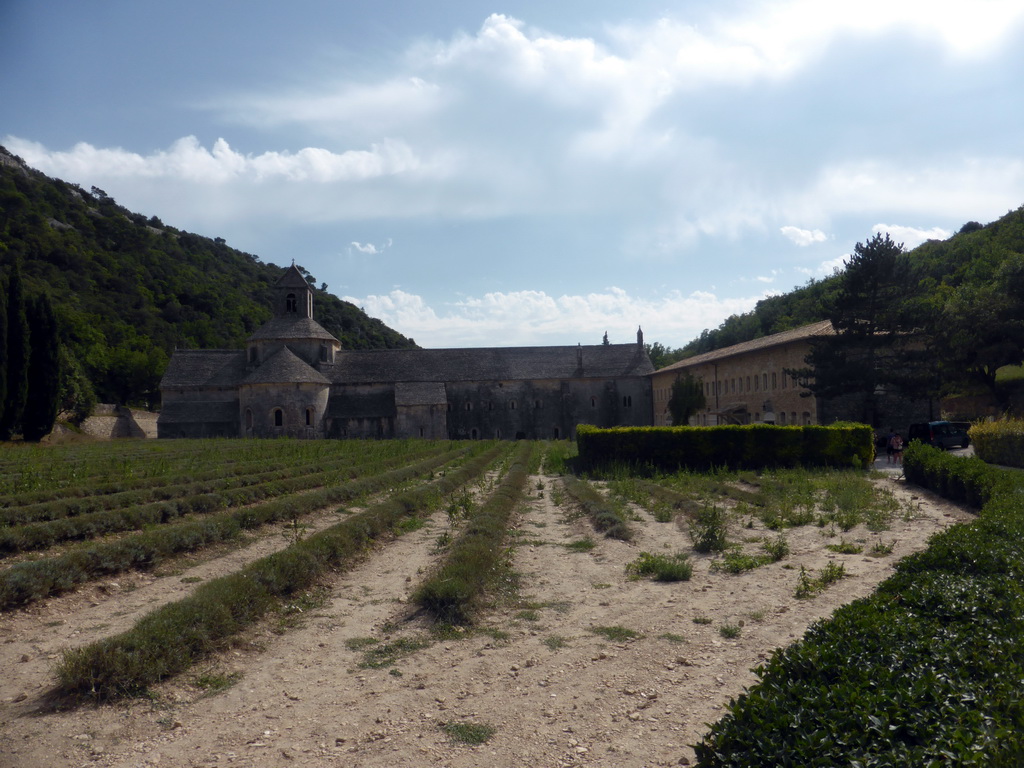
[907,421,970,450]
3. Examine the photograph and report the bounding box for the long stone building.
[158,265,654,439]
[650,321,834,427]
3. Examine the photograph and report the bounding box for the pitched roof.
[242,346,330,385]
[247,316,339,342]
[159,350,247,388]
[655,320,834,373]
[276,263,313,289]
[328,343,653,384]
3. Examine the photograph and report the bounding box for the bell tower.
[274,263,314,319]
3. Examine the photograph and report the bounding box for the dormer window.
[285,293,297,313]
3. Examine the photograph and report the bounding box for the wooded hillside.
[0,147,416,413]
[673,206,1024,362]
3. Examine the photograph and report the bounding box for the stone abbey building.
[158,265,654,439]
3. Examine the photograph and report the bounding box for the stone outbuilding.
[159,265,654,439]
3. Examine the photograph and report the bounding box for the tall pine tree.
[22,293,61,441]
[0,281,7,430]
[0,261,28,440]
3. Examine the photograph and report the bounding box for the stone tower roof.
[242,346,330,385]
[247,316,340,343]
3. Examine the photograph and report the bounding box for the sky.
[3,1,1024,349]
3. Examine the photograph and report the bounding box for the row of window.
[708,370,794,397]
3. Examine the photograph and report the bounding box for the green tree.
[793,234,920,426]
[0,261,29,440]
[0,281,7,429]
[21,293,61,441]
[668,373,706,425]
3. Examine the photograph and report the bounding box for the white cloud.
[817,254,850,275]
[349,239,393,256]
[871,223,950,249]
[780,226,828,246]
[4,135,428,184]
[344,286,764,348]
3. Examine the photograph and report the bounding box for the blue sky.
[4,1,1024,349]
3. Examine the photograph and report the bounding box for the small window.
[245,409,253,430]
[779,412,787,425]
[763,373,768,390]
[535,399,542,409]
[623,395,632,407]
[249,347,257,363]
[772,372,777,389]
[510,400,517,410]
[553,427,560,439]
[285,293,297,313]
[471,428,479,439]
[419,427,425,437]
[465,402,472,411]
[590,396,597,408]
[305,408,314,426]
[273,408,284,427]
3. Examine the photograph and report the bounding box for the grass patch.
[826,539,864,554]
[719,623,742,639]
[626,551,693,582]
[544,634,569,650]
[659,632,687,644]
[441,720,497,746]
[192,669,241,695]
[589,625,642,642]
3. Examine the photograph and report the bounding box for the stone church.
[158,265,654,440]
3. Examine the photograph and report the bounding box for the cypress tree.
[0,261,29,440]
[0,280,7,430]
[22,293,61,441]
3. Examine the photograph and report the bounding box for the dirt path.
[0,472,972,768]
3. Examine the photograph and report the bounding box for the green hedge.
[576,423,874,472]
[694,443,1024,765]
[970,419,1024,469]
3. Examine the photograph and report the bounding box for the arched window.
[465,401,472,411]
[305,408,314,426]
[509,400,517,410]
[273,408,284,427]
[471,428,479,439]
[285,293,297,313]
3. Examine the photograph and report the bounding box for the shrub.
[626,551,693,582]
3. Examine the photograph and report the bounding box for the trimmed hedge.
[576,423,874,472]
[970,419,1024,469]
[694,443,1024,765]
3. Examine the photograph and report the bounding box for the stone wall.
[80,405,158,439]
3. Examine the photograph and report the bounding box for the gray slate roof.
[242,347,330,385]
[247,316,339,343]
[656,321,834,373]
[328,343,653,384]
[160,350,247,388]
